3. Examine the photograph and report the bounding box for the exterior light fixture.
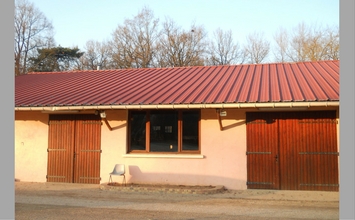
[100,110,106,118]
[219,110,227,117]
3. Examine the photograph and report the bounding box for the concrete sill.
[122,154,205,159]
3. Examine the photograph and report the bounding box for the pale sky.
[30,0,339,59]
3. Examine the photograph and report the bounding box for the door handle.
[275,154,278,162]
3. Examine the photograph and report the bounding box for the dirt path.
[15,182,339,220]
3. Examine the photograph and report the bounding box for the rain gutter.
[15,101,339,111]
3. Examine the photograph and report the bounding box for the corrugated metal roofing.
[15,60,339,108]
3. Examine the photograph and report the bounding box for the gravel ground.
[15,182,339,220]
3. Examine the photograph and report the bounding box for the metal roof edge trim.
[14,101,339,111]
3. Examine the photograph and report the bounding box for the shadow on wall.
[103,120,126,131]
[221,120,245,131]
[15,111,49,125]
[202,109,247,131]
[127,165,245,189]
[203,109,246,120]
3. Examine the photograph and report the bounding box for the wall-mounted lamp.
[95,110,106,118]
[99,111,106,118]
[216,109,227,116]
[94,110,113,130]
[219,110,227,117]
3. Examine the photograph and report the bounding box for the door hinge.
[246,181,273,185]
[246,151,271,155]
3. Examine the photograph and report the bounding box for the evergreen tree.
[28,46,84,72]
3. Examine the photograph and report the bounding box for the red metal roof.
[15,60,339,108]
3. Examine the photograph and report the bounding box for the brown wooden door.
[246,111,339,191]
[246,112,280,189]
[73,115,102,184]
[47,114,101,184]
[47,115,75,183]
[279,111,339,191]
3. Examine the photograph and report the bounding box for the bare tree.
[155,18,207,67]
[76,40,111,70]
[323,25,339,60]
[277,22,339,62]
[14,0,54,76]
[110,6,160,69]
[273,27,290,63]
[243,32,270,64]
[286,22,309,62]
[205,28,244,65]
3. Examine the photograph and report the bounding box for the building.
[15,60,339,191]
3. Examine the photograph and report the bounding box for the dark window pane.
[150,111,178,152]
[182,112,199,151]
[130,112,146,151]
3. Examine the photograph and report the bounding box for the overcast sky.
[30,0,339,55]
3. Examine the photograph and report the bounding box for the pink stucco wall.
[15,107,339,190]
[99,109,248,189]
[112,109,249,190]
[15,111,49,182]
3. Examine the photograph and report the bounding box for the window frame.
[127,110,201,154]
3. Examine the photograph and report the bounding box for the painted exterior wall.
[14,107,339,190]
[15,111,49,182]
[100,109,248,190]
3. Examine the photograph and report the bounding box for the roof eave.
[14,101,339,111]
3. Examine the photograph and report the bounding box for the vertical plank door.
[246,112,280,189]
[47,115,75,183]
[73,114,102,184]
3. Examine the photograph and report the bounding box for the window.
[128,110,200,153]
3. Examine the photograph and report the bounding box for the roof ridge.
[24,60,339,75]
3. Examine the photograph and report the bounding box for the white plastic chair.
[108,164,126,186]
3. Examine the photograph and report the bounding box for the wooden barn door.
[246,111,339,191]
[47,114,102,184]
[73,115,102,184]
[246,112,280,189]
[281,111,339,191]
[47,115,75,183]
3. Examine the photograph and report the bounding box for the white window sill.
[122,154,204,159]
